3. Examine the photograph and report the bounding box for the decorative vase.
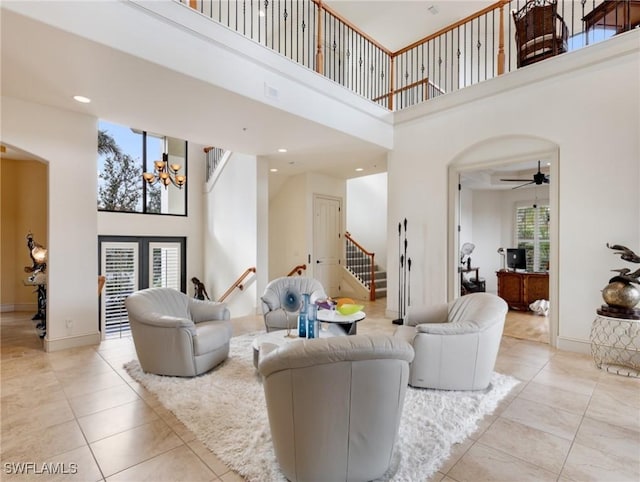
[298,293,310,337]
[306,297,318,339]
[602,281,640,309]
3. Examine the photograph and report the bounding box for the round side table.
[590,311,640,378]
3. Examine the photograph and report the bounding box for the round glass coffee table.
[316,309,366,335]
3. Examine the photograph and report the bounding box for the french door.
[98,236,186,339]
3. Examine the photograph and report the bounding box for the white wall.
[269,173,308,279]
[1,97,100,350]
[346,173,387,268]
[268,171,347,282]
[388,33,640,351]
[204,152,259,317]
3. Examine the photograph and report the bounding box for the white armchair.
[258,334,414,482]
[260,276,326,332]
[125,287,232,377]
[394,293,508,390]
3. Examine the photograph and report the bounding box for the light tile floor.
[1,302,639,481]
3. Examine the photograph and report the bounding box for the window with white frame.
[515,201,550,272]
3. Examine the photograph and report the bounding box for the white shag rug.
[124,333,519,481]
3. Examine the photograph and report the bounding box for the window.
[515,202,550,272]
[99,236,186,339]
[97,120,187,215]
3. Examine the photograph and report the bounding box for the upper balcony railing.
[181,0,636,110]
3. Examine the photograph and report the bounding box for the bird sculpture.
[24,233,47,274]
[607,243,640,264]
[607,244,640,285]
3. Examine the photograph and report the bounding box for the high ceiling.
[1,1,506,182]
[326,1,495,52]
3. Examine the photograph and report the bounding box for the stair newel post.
[370,252,376,301]
[316,0,324,75]
[497,0,506,75]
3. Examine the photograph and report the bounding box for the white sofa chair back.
[395,292,508,390]
[258,334,414,482]
[260,276,326,332]
[125,287,231,377]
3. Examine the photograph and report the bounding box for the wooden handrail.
[218,267,256,302]
[311,0,393,56]
[287,264,307,277]
[372,77,430,103]
[392,0,510,56]
[345,232,374,256]
[345,232,376,301]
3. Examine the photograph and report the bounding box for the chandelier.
[142,138,186,189]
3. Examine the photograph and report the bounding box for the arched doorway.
[448,135,559,347]
[0,143,49,350]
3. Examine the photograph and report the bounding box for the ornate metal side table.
[590,306,640,377]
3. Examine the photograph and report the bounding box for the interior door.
[313,195,342,297]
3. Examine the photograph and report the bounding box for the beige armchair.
[395,293,508,390]
[125,287,231,377]
[258,334,414,482]
[260,276,326,332]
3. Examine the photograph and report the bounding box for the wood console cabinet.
[496,271,549,311]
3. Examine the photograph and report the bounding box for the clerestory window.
[97,120,187,215]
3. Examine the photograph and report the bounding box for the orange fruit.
[336,297,355,308]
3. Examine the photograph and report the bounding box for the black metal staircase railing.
[181,0,634,111]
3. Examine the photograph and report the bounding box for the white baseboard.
[556,336,591,355]
[44,332,101,352]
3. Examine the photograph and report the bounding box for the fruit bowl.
[337,303,364,315]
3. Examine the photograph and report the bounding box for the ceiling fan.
[500,161,550,189]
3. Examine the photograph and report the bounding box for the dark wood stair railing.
[218,267,256,302]
[344,232,376,301]
[287,264,307,276]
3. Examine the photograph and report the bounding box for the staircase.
[345,237,387,300]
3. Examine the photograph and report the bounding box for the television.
[506,248,527,271]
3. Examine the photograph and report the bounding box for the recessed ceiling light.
[270,168,278,172]
[355,167,364,172]
[278,148,287,153]
[73,95,91,103]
